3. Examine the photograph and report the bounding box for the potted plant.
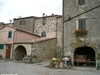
[32,55,37,62]
[74,30,87,37]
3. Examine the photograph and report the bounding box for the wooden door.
[6,45,11,58]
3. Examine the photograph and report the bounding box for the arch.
[41,31,46,37]
[14,45,27,60]
[74,46,96,66]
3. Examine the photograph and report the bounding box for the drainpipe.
[55,17,57,58]
[11,30,16,60]
[62,0,64,56]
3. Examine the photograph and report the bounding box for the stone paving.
[0,59,100,75]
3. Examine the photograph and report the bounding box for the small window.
[8,31,12,38]
[42,17,46,25]
[41,31,46,37]
[20,20,25,25]
[0,44,4,49]
[78,0,85,5]
[78,19,86,30]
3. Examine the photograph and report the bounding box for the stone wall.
[57,17,63,48]
[34,16,57,37]
[63,0,100,53]
[63,0,100,65]
[34,15,63,56]
[33,38,56,61]
[14,17,35,33]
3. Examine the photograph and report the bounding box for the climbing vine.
[70,38,99,51]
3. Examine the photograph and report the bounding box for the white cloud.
[0,0,62,23]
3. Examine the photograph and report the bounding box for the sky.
[0,0,62,23]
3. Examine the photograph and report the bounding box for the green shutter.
[8,31,12,38]
[0,44,4,49]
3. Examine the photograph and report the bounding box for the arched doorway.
[14,45,27,60]
[74,46,96,67]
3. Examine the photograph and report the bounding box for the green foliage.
[74,30,87,37]
[32,55,37,58]
[97,53,100,60]
[56,47,63,59]
[50,60,55,67]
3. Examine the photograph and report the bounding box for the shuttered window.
[8,31,12,38]
[78,19,86,30]
[78,0,85,5]
[0,44,4,49]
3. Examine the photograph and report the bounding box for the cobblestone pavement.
[0,60,100,75]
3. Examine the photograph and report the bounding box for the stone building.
[13,14,62,39]
[34,14,62,48]
[14,16,35,33]
[34,14,61,37]
[13,14,62,48]
[13,14,62,61]
[63,0,100,67]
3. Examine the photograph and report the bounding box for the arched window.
[41,31,46,37]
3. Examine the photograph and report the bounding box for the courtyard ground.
[0,59,100,75]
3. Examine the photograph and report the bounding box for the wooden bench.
[74,55,86,66]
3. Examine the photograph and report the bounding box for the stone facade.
[13,16,35,33]
[34,15,62,49]
[56,16,63,48]
[33,38,56,61]
[34,15,62,38]
[63,0,100,67]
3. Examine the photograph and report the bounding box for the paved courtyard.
[0,59,100,75]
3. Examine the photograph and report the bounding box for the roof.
[14,37,56,44]
[13,14,62,20]
[14,16,37,20]
[34,37,56,42]
[0,25,41,37]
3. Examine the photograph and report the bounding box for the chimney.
[51,13,54,16]
[9,20,12,26]
[43,13,45,17]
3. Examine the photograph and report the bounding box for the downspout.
[55,17,58,57]
[62,0,64,56]
[11,30,16,59]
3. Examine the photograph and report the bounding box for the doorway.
[6,44,11,58]
[14,45,27,60]
[74,46,96,66]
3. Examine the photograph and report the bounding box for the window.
[0,44,4,49]
[78,0,85,5]
[8,31,12,38]
[41,31,46,37]
[20,20,25,25]
[78,19,86,30]
[42,17,46,25]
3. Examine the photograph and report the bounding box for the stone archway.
[14,45,27,60]
[74,46,96,66]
